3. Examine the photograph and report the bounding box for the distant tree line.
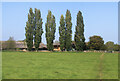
[86,35,120,52]
[2,36,120,52]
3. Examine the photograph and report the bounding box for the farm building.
[1,41,79,51]
[16,42,48,51]
[1,41,61,51]
[16,42,60,51]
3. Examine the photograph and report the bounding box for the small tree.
[88,35,104,50]
[105,41,114,51]
[114,44,120,51]
[3,37,16,50]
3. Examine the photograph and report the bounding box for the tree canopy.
[74,11,86,51]
[59,15,65,51]
[88,35,104,50]
[45,10,56,51]
[65,10,72,51]
[25,8,43,51]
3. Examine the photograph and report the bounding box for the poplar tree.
[45,10,56,51]
[25,8,34,51]
[74,11,86,51]
[65,10,72,51]
[34,8,43,51]
[25,8,43,51]
[59,15,65,51]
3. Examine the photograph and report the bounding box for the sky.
[2,2,118,44]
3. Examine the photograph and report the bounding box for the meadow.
[2,51,118,79]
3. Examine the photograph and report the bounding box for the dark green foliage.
[45,10,56,51]
[100,44,107,50]
[74,11,86,51]
[88,35,104,50]
[25,8,34,51]
[25,8,43,51]
[114,44,120,51]
[34,8,43,51]
[59,10,72,51]
[65,10,72,51]
[105,41,120,51]
[59,15,65,51]
[105,41,114,51]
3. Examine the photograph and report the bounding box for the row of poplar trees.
[25,8,86,51]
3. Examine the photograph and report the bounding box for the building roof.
[1,41,60,49]
[16,42,47,48]
[53,42,60,46]
[16,42,27,48]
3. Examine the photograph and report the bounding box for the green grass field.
[2,51,118,79]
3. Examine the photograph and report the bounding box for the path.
[99,53,104,80]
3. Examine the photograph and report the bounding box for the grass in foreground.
[2,51,118,79]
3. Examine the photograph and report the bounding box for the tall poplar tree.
[74,11,86,51]
[34,8,43,51]
[45,10,56,51]
[25,8,43,51]
[25,8,34,51]
[65,10,72,51]
[59,15,65,51]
